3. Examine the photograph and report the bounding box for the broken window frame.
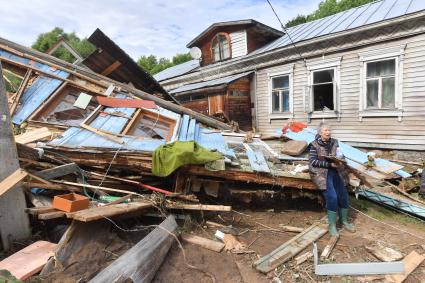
[28,83,99,129]
[80,103,178,142]
[306,59,341,119]
[311,68,336,112]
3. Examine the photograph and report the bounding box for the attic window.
[212,33,231,62]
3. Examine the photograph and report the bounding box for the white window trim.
[359,45,406,121]
[306,57,341,120]
[268,65,294,120]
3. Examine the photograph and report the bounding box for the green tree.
[32,27,95,63]
[137,53,192,75]
[286,0,375,28]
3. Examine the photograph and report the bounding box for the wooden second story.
[187,20,283,67]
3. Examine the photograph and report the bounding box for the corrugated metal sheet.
[48,94,235,155]
[154,60,200,82]
[252,0,424,55]
[169,71,252,94]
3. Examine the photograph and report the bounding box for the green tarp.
[152,141,222,177]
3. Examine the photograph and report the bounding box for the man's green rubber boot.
[340,208,355,233]
[327,210,339,237]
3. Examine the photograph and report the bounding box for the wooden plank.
[0,63,31,250]
[186,118,197,141]
[295,251,313,265]
[181,234,225,252]
[320,235,339,260]
[185,165,317,190]
[100,60,121,76]
[166,203,232,211]
[278,225,304,233]
[96,96,156,109]
[25,207,57,216]
[0,169,28,197]
[9,69,32,115]
[80,123,124,144]
[0,240,56,280]
[243,143,270,173]
[67,202,153,222]
[385,251,425,283]
[15,127,52,144]
[89,216,178,283]
[35,163,78,180]
[178,114,190,141]
[254,223,328,273]
[38,211,65,220]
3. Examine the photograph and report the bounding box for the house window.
[312,69,335,111]
[212,33,231,62]
[271,75,290,113]
[365,59,396,109]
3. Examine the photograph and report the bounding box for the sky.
[0,0,321,60]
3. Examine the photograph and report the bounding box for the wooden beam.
[320,235,339,260]
[9,69,32,115]
[101,60,121,76]
[181,234,225,252]
[79,123,124,144]
[38,211,66,220]
[0,169,28,197]
[15,127,52,144]
[67,202,152,222]
[89,216,178,283]
[184,165,317,190]
[35,163,78,180]
[166,203,231,211]
[0,63,31,250]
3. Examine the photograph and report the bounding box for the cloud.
[0,0,321,59]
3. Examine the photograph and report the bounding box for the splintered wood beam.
[80,123,124,144]
[0,169,28,197]
[184,166,317,190]
[320,235,339,260]
[9,69,32,115]
[101,60,121,76]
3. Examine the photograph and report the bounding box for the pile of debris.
[0,33,424,282]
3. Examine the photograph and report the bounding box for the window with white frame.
[311,68,335,111]
[271,75,290,113]
[365,58,396,109]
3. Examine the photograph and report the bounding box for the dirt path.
[153,198,425,283]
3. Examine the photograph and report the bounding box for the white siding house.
[158,0,425,150]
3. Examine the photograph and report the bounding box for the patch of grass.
[350,196,425,231]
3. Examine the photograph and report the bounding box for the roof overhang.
[169,71,253,95]
[186,19,284,48]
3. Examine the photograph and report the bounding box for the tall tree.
[286,0,375,28]
[32,27,95,63]
[137,53,192,75]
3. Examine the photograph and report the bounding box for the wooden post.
[0,62,31,250]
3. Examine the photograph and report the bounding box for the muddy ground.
[153,197,425,283]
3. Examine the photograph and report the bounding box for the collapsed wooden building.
[0,25,425,282]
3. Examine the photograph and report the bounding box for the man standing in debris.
[308,123,355,236]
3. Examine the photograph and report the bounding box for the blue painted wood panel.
[244,144,270,173]
[178,115,190,141]
[186,118,197,141]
